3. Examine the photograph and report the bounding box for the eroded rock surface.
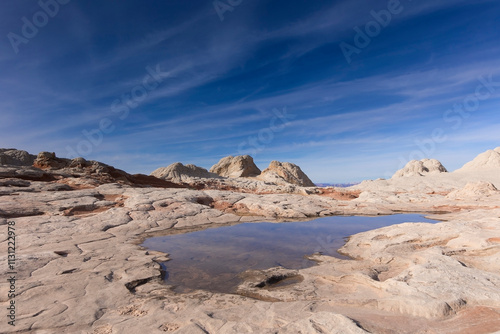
[151,162,219,182]
[210,155,261,178]
[392,158,448,178]
[447,181,499,199]
[259,161,315,187]
[456,147,500,172]
[0,149,36,166]
[1,148,500,334]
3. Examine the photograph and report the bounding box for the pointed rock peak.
[260,160,315,187]
[209,155,261,178]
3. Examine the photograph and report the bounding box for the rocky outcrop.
[0,149,36,166]
[392,159,448,178]
[33,151,71,169]
[210,155,261,178]
[151,157,317,189]
[455,147,500,172]
[446,181,499,199]
[0,149,185,190]
[259,161,315,187]
[151,162,218,182]
[2,147,500,333]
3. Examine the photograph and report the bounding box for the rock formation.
[210,155,261,178]
[446,181,499,199]
[151,162,218,182]
[152,156,317,189]
[0,148,36,166]
[392,158,448,178]
[2,147,500,333]
[259,161,315,187]
[33,151,71,169]
[0,150,185,189]
[455,147,500,172]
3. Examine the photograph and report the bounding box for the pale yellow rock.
[259,160,315,187]
[456,147,500,172]
[210,155,261,178]
[151,162,218,182]
[1,147,500,334]
[392,158,447,178]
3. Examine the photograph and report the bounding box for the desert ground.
[1,148,500,334]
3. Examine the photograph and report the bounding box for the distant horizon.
[1,1,500,183]
[2,145,496,184]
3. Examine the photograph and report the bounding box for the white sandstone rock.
[210,155,261,178]
[259,161,315,187]
[151,162,218,182]
[392,159,447,178]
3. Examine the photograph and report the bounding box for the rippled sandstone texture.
[1,148,500,334]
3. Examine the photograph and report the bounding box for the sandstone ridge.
[455,147,500,172]
[0,150,185,189]
[0,148,36,166]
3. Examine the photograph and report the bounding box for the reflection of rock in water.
[144,214,436,294]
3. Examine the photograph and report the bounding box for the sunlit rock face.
[259,161,315,187]
[392,159,448,178]
[151,162,218,182]
[210,155,262,178]
[455,147,500,172]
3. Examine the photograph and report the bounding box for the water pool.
[142,214,437,293]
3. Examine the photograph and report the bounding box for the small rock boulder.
[151,162,218,182]
[210,155,261,178]
[392,159,447,178]
[259,161,315,187]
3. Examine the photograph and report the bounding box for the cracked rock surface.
[1,149,500,333]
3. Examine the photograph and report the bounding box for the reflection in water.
[142,214,437,294]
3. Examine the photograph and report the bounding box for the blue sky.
[1,0,500,182]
